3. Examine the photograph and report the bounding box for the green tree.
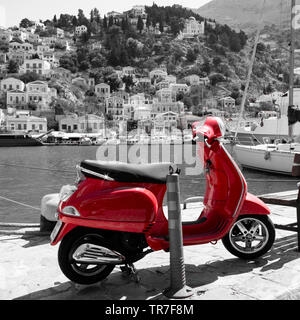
[169,17,184,35]
[7,60,19,73]
[59,53,78,73]
[108,16,114,27]
[103,15,108,29]
[186,49,197,63]
[19,18,33,29]
[229,33,242,52]
[122,75,135,92]
[72,16,78,27]
[77,9,88,26]
[137,16,144,34]
[212,56,222,68]
[19,72,40,83]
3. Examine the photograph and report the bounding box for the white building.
[59,114,105,133]
[41,37,57,47]
[151,88,184,120]
[0,29,12,42]
[20,59,51,75]
[0,78,25,92]
[49,67,72,82]
[134,105,151,121]
[131,5,146,17]
[185,74,200,86]
[6,113,47,133]
[56,28,65,38]
[155,111,179,129]
[26,80,57,110]
[122,66,136,78]
[219,96,236,112]
[6,90,27,108]
[42,51,59,68]
[37,45,53,56]
[95,83,111,101]
[179,17,205,39]
[170,83,189,97]
[27,32,40,44]
[11,30,27,42]
[9,41,34,52]
[75,25,88,37]
[149,68,168,81]
[105,96,125,121]
[7,50,35,65]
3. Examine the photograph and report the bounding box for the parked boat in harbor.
[234,143,300,176]
[233,0,300,176]
[0,133,44,147]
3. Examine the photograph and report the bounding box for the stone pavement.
[1,203,300,300]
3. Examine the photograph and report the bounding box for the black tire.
[222,215,275,260]
[58,228,115,285]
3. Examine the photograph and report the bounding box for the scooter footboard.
[239,193,270,215]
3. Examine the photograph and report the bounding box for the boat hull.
[0,135,43,147]
[234,144,300,176]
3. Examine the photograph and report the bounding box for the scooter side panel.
[72,187,158,222]
[239,193,270,215]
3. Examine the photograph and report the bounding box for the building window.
[62,124,67,130]
[73,125,78,130]
[10,123,15,130]
[39,124,43,131]
[23,124,27,130]
[18,124,22,130]
[32,124,36,130]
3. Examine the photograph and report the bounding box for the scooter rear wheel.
[58,228,115,285]
[222,215,275,260]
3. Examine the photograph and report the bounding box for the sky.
[0,0,212,28]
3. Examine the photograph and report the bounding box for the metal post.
[163,173,193,299]
[296,182,300,252]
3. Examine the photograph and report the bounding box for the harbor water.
[0,144,299,224]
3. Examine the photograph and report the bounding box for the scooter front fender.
[239,193,270,216]
[50,221,77,246]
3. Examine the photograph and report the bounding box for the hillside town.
[0,4,289,143]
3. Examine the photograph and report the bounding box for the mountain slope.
[194,0,291,33]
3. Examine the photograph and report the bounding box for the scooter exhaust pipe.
[72,243,126,265]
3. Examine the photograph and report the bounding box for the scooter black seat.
[80,160,175,184]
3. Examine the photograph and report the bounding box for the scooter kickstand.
[120,263,141,283]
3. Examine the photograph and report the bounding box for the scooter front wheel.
[58,228,115,285]
[222,215,275,260]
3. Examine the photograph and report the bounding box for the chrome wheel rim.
[229,217,269,254]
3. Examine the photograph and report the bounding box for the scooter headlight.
[61,206,80,217]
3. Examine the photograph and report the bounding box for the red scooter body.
[50,117,275,285]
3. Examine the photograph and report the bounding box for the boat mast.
[234,0,266,140]
[288,0,296,139]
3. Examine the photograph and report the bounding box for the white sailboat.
[233,0,300,177]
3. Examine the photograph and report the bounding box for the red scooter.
[50,117,275,285]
